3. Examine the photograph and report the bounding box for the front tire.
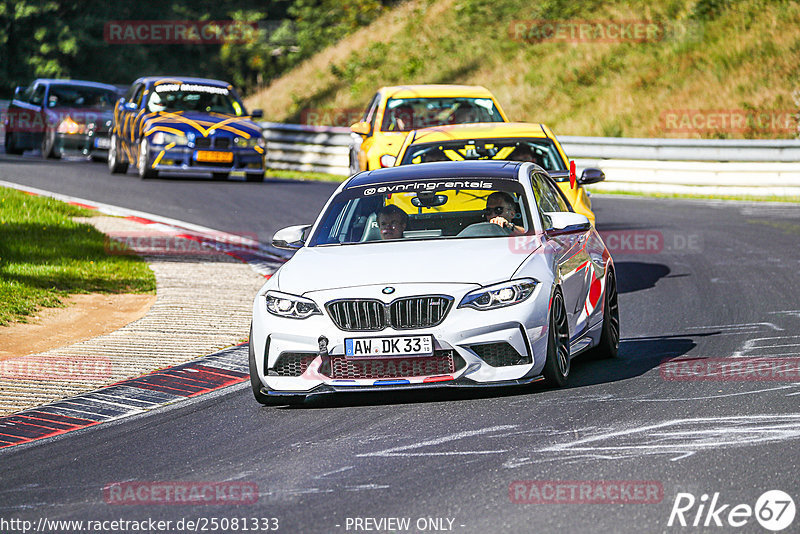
[248,325,272,405]
[212,172,229,181]
[542,288,570,387]
[108,133,129,173]
[589,269,620,359]
[138,138,157,179]
[5,131,24,155]
[41,128,61,159]
[245,172,264,183]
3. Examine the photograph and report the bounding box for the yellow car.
[392,122,604,225]
[349,85,509,173]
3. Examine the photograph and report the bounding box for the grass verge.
[589,189,800,203]
[0,187,156,326]
[265,168,346,182]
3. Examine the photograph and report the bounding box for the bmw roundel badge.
[382,287,395,295]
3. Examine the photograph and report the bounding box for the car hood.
[276,238,540,295]
[141,111,261,138]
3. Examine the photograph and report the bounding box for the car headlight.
[458,279,538,310]
[151,131,189,145]
[234,136,265,148]
[265,291,321,319]
[57,116,85,135]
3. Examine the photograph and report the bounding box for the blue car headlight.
[458,279,538,310]
[234,135,266,148]
[151,131,189,146]
[265,291,321,319]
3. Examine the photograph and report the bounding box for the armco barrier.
[259,122,800,192]
[559,136,800,162]
[261,121,352,175]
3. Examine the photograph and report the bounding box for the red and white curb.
[0,344,250,450]
[0,180,292,277]
[0,182,292,449]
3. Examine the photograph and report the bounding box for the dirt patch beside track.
[0,293,156,360]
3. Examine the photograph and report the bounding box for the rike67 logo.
[668,490,795,531]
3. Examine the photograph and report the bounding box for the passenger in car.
[484,192,525,235]
[377,204,408,240]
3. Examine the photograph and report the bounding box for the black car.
[4,79,120,160]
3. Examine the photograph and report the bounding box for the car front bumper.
[55,132,111,156]
[251,282,553,395]
[147,145,265,174]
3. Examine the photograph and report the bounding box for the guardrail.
[259,121,800,195]
[559,136,800,162]
[261,121,352,175]
[260,122,800,179]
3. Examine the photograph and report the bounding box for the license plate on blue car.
[345,335,433,358]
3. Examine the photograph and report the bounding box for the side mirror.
[13,86,25,99]
[272,225,311,250]
[578,168,605,185]
[350,121,371,136]
[543,212,591,234]
[250,109,263,119]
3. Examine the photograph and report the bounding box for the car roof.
[379,85,497,99]
[134,76,233,88]
[345,160,524,189]
[33,79,118,91]
[405,122,551,144]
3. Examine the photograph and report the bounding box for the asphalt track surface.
[1,153,800,533]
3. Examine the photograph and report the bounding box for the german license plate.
[94,137,110,149]
[345,335,433,358]
[196,150,233,163]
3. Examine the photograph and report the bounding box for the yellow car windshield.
[381,98,503,132]
[401,138,567,172]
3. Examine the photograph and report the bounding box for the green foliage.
[0,0,392,98]
[690,0,735,20]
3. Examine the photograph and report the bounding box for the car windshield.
[146,83,244,115]
[47,85,117,109]
[380,97,504,132]
[309,177,532,246]
[399,137,567,171]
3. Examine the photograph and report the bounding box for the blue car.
[108,76,266,181]
[4,79,120,160]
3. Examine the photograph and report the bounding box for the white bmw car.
[249,161,618,404]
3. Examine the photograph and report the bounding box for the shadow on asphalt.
[564,334,701,389]
[261,333,710,410]
[615,260,671,294]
